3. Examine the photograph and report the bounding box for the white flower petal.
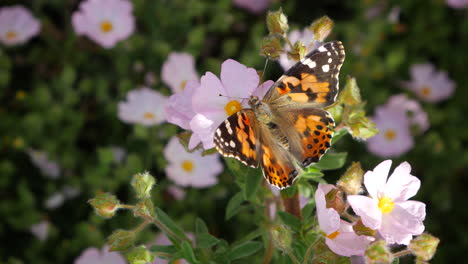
[385,162,421,202]
[347,195,382,229]
[315,187,340,235]
[364,160,392,199]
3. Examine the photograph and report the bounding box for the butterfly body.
[214,41,345,189]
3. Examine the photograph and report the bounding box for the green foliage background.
[1,0,467,263]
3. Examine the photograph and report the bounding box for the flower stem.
[302,239,319,264]
[285,247,301,264]
[133,220,149,233]
[118,204,136,210]
[393,248,412,258]
[281,191,302,220]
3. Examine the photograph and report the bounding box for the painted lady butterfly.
[214,41,345,189]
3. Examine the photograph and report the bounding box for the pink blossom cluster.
[314,160,426,257]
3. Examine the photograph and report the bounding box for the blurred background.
[1,0,467,263]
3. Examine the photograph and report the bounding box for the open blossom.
[27,149,60,179]
[279,29,321,70]
[0,5,40,46]
[384,94,429,133]
[165,80,199,130]
[233,0,271,14]
[162,52,198,94]
[190,59,274,149]
[118,87,167,126]
[348,160,426,245]
[30,220,50,241]
[367,108,414,158]
[401,63,455,103]
[72,0,135,48]
[75,246,126,264]
[316,184,373,257]
[447,0,468,8]
[163,136,223,188]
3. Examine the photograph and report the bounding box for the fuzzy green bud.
[133,198,155,220]
[126,245,155,264]
[337,162,364,195]
[352,219,376,237]
[338,76,362,106]
[88,192,120,218]
[107,229,136,252]
[266,8,289,36]
[261,35,283,59]
[365,240,393,264]
[131,172,156,199]
[409,234,440,261]
[309,16,334,41]
[287,41,307,62]
[271,225,292,252]
[343,104,379,140]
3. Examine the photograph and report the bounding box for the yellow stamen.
[5,31,17,40]
[378,196,395,214]
[180,80,188,91]
[327,231,340,239]
[100,20,113,33]
[143,112,155,120]
[384,130,396,141]
[224,100,242,116]
[181,160,194,172]
[420,86,432,97]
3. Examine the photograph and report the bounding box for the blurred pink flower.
[367,108,414,158]
[401,63,455,103]
[279,29,321,71]
[162,52,198,94]
[151,232,195,264]
[233,0,271,14]
[447,0,468,8]
[27,149,60,179]
[118,87,167,126]
[110,146,126,163]
[30,220,49,241]
[0,5,40,46]
[384,94,429,133]
[167,185,186,200]
[45,192,65,209]
[347,160,426,245]
[190,59,273,149]
[75,245,126,264]
[163,136,223,188]
[72,0,135,48]
[145,72,157,86]
[315,184,373,256]
[165,80,199,130]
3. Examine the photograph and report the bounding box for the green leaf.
[315,152,347,170]
[331,128,348,145]
[195,218,220,249]
[391,258,400,264]
[278,211,301,232]
[150,245,177,255]
[244,169,262,200]
[228,241,263,261]
[181,241,199,263]
[154,207,187,243]
[301,203,315,221]
[298,171,323,180]
[225,192,244,220]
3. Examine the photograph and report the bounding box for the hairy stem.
[393,248,412,258]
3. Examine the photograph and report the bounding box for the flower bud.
[338,76,362,106]
[309,16,334,41]
[107,229,136,251]
[365,240,393,264]
[271,224,292,252]
[88,192,120,218]
[324,188,345,214]
[261,35,283,59]
[352,219,376,237]
[126,245,155,264]
[337,162,364,195]
[131,172,156,199]
[342,104,379,140]
[287,41,306,62]
[266,8,289,36]
[409,234,440,261]
[133,198,155,220]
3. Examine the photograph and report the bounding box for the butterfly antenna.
[261,58,269,82]
[218,94,249,100]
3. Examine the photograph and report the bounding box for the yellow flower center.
[384,129,396,141]
[420,85,432,97]
[5,31,17,40]
[100,20,113,33]
[181,160,194,172]
[224,100,242,116]
[180,80,188,91]
[326,231,340,239]
[143,112,155,120]
[378,196,395,214]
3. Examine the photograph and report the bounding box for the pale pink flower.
[27,149,60,179]
[190,59,274,149]
[447,0,468,8]
[0,5,40,46]
[279,29,321,71]
[44,192,65,209]
[401,63,455,103]
[367,108,414,157]
[163,136,223,188]
[30,220,49,241]
[315,184,373,256]
[110,146,126,163]
[72,0,135,48]
[151,233,194,264]
[165,80,199,130]
[118,87,167,126]
[75,245,126,264]
[62,185,80,199]
[233,0,271,14]
[384,94,429,133]
[162,52,198,94]
[348,160,426,245]
[167,185,186,200]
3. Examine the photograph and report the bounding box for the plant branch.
[281,191,302,220]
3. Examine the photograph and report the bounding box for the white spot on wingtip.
[322,64,330,72]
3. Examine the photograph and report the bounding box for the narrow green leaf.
[331,128,348,145]
[301,203,315,221]
[315,152,347,170]
[181,241,199,263]
[244,170,262,200]
[225,192,244,220]
[154,207,187,242]
[195,218,209,234]
[150,245,177,255]
[228,241,263,261]
[195,218,220,249]
[298,171,323,180]
[278,211,301,232]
